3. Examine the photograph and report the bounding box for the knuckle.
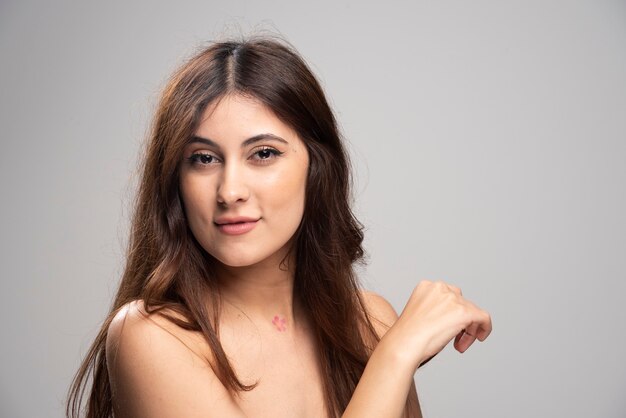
[419,279,432,287]
[455,301,470,317]
[434,281,448,291]
[444,291,457,302]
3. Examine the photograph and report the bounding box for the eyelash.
[187,153,218,166]
[186,146,284,167]
[251,146,284,162]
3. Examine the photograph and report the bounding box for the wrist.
[374,332,422,378]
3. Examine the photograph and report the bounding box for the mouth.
[214,218,260,235]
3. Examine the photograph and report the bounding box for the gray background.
[1,0,625,417]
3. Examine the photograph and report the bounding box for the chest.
[219,321,330,418]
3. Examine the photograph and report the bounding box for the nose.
[216,162,250,206]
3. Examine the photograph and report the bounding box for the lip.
[214,216,260,236]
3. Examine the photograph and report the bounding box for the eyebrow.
[188,133,289,148]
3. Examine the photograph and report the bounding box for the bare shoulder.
[106,300,209,362]
[359,290,399,339]
[106,300,245,418]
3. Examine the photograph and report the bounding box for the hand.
[380,280,492,372]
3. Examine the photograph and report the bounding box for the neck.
[215,253,302,329]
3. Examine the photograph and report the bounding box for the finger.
[458,317,485,352]
[463,300,492,342]
[454,329,464,347]
[464,323,481,344]
[454,329,477,353]
[476,311,493,341]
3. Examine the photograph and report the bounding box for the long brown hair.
[67,37,381,418]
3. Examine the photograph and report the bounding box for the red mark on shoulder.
[272,315,287,332]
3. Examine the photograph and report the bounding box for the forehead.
[194,94,303,147]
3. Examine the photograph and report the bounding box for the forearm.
[342,340,417,418]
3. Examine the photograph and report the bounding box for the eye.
[250,146,283,163]
[187,152,220,166]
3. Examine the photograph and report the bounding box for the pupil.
[201,155,212,164]
[260,150,270,158]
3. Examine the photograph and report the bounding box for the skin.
[179,94,309,272]
[106,94,492,418]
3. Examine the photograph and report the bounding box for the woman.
[67,37,492,418]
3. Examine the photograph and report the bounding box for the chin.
[209,250,270,269]
[216,256,259,268]
[208,244,293,270]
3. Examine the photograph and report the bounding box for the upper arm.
[106,301,246,418]
[359,291,423,418]
[405,380,422,418]
[359,290,400,340]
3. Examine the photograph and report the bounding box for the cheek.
[260,163,307,219]
[179,175,215,225]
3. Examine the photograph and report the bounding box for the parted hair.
[66,37,381,418]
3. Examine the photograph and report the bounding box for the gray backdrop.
[1,0,625,417]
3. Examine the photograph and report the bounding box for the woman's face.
[179,94,309,269]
